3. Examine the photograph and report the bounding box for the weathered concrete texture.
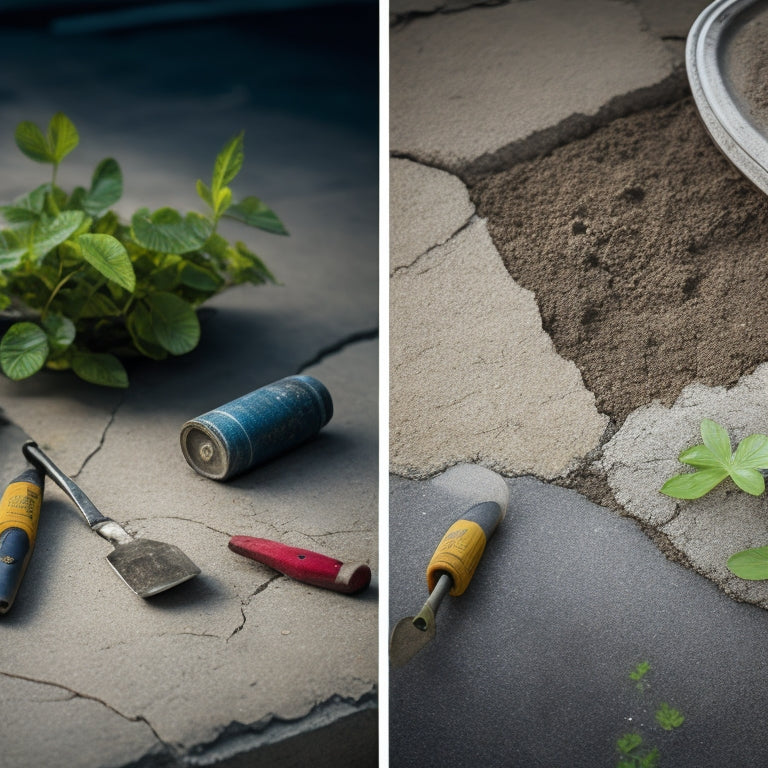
[390,472,768,767]
[390,0,677,172]
[390,213,608,480]
[390,158,473,273]
[390,0,508,24]
[633,0,710,39]
[599,363,768,608]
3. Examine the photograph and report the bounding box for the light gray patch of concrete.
[390,215,608,480]
[633,0,710,39]
[600,363,768,608]
[390,158,474,273]
[0,673,158,767]
[390,0,677,171]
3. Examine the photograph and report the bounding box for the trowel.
[389,464,509,668]
[23,441,200,597]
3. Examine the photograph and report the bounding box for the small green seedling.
[616,733,659,768]
[629,661,651,691]
[654,702,684,732]
[660,418,768,499]
[0,113,286,387]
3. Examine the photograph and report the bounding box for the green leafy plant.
[654,702,684,732]
[726,545,768,580]
[616,733,659,768]
[0,113,286,387]
[660,418,768,499]
[629,661,651,691]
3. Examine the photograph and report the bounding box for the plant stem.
[42,269,80,320]
[48,164,61,215]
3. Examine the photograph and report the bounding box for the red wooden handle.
[228,536,371,594]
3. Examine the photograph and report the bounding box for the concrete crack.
[391,0,510,30]
[0,669,170,750]
[296,328,378,374]
[228,575,283,642]
[74,392,125,478]
[391,213,477,276]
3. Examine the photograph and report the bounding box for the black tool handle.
[22,442,110,529]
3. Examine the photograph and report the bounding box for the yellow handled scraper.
[389,498,505,668]
[0,464,44,614]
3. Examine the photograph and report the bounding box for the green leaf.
[660,467,729,499]
[639,750,659,768]
[0,229,28,268]
[700,418,732,465]
[179,261,222,291]
[75,234,135,292]
[225,196,288,235]
[678,444,724,469]
[77,292,121,319]
[617,733,643,754]
[131,207,212,254]
[42,314,75,353]
[126,308,168,360]
[30,210,85,258]
[15,120,53,163]
[142,292,200,355]
[47,113,79,164]
[0,322,49,380]
[214,186,232,218]
[196,179,212,208]
[732,433,768,469]
[71,351,128,388]
[212,131,244,193]
[82,158,122,216]
[629,661,650,681]
[654,702,684,731]
[1,184,48,223]
[730,467,765,496]
[727,546,768,580]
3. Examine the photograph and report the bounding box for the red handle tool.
[228,536,371,594]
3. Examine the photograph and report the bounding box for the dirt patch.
[470,97,768,425]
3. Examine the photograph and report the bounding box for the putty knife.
[389,465,508,667]
[23,441,200,597]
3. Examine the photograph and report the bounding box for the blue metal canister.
[180,375,333,480]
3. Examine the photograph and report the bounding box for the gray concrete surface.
[390,208,607,480]
[390,472,768,767]
[390,0,679,174]
[0,6,377,767]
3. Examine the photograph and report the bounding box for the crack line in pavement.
[0,669,169,750]
[391,213,478,276]
[391,0,510,30]
[295,328,378,374]
[228,575,283,641]
[73,392,126,479]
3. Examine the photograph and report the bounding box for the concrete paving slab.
[390,472,768,767]
[600,363,768,609]
[390,0,678,173]
[634,0,710,39]
[390,157,474,273]
[0,8,377,767]
[390,214,607,480]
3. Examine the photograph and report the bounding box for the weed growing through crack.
[615,661,684,768]
[659,418,768,580]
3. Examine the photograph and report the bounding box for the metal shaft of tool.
[22,442,132,545]
[413,572,452,630]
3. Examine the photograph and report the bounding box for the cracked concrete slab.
[390,157,474,273]
[0,9,376,767]
[390,210,608,480]
[391,0,678,172]
[599,363,768,609]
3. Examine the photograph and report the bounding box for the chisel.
[389,499,505,668]
[229,536,371,594]
[0,465,44,614]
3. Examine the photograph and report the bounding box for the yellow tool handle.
[426,500,503,596]
[0,467,44,614]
